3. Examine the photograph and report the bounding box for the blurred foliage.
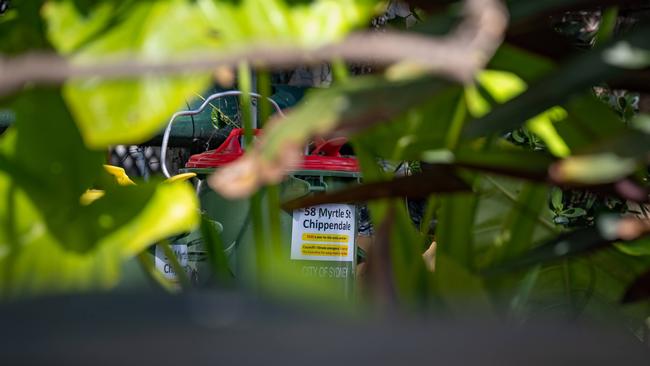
[2,0,650,343]
[0,88,198,297]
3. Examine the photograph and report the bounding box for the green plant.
[2,0,650,342]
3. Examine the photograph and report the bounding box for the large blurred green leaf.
[43,0,216,147]
[197,0,379,48]
[0,88,199,297]
[42,0,381,148]
[524,250,650,323]
[43,0,117,54]
[0,170,199,298]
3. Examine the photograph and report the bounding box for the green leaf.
[0,173,199,298]
[261,75,448,163]
[551,187,563,211]
[197,0,378,48]
[65,74,211,148]
[616,238,650,257]
[436,193,478,269]
[487,222,621,274]
[467,69,570,157]
[44,0,216,147]
[432,253,494,317]
[42,0,116,54]
[507,266,541,323]
[526,107,570,157]
[353,86,465,161]
[199,214,233,285]
[472,176,555,270]
[561,207,587,218]
[388,200,430,305]
[463,25,650,139]
[476,70,527,104]
[0,88,199,297]
[497,183,551,261]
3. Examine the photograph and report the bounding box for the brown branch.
[0,0,507,97]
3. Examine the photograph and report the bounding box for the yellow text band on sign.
[302,233,349,243]
[301,244,349,257]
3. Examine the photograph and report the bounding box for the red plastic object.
[184,128,359,173]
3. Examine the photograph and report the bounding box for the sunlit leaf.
[463,25,650,139]
[43,0,115,54]
[197,0,379,49]
[468,69,570,157]
[0,88,199,297]
[44,0,216,147]
[0,172,199,297]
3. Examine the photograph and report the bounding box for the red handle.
[310,137,348,157]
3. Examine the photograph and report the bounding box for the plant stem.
[251,190,267,288]
[238,61,254,147]
[255,69,283,253]
[256,69,272,126]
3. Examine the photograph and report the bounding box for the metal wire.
[161,91,285,177]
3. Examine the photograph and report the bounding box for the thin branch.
[0,0,507,97]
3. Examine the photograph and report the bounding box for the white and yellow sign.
[291,204,356,262]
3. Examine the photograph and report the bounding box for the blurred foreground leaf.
[44,0,215,147]
[0,89,199,297]
[198,0,379,48]
[42,0,379,148]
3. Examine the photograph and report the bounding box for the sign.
[291,204,356,262]
[155,244,190,281]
